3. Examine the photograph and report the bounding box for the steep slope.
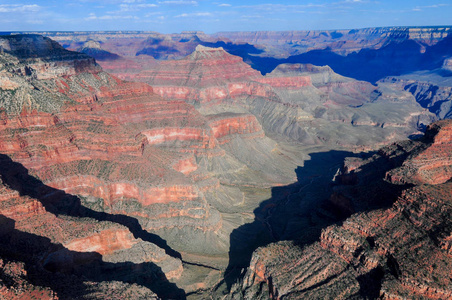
[380,68,452,120]
[34,27,452,62]
[113,46,433,149]
[19,28,452,84]
[0,32,448,298]
[225,120,452,299]
[215,27,452,57]
[0,34,308,297]
[78,40,122,61]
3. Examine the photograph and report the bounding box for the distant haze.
[0,0,451,33]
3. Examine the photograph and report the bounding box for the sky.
[0,0,451,34]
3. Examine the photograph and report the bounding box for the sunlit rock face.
[0,34,305,297]
[0,30,450,299]
[110,45,433,150]
[386,120,452,185]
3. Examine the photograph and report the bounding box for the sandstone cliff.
[0,34,308,298]
[102,45,434,150]
[0,32,448,299]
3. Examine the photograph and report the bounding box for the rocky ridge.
[380,74,452,119]
[109,45,434,149]
[225,120,452,299]
[0,34,306,298]
[0,32,449,299]
[215,27,452,56]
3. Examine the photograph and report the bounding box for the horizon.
[3,24,452,36]
[0,1,451,34]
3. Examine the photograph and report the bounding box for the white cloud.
[219,3,231,7]
[145,11,164,17]
[85,12,139,20]
[27,19,44,24]
[238,3,325,12]
[240,14,263,19]
[139,4,158,7]
[412,3,448,12]
[158,0,198,5]
[175,12,212,17]
[122,3,158,8]
[0,4,40,13]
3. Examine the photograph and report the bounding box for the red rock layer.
[0,258,57,300]
[0,36,237,275]
[255,76,312,88]
[104,46,306,104]
[0,70,223,208]
[98,44,433,151]
[207,113,265,144]
[0,177,183,279]
[387,120,452,185]
[138,45,261,88]
[228,120,452,299]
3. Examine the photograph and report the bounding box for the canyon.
[0,27,451,299]
[227,120,452,299]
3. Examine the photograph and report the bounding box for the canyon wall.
[225,120,452,299]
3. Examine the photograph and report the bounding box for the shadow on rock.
[222,148,409,292]
[0,215,185,299]
[0,154,186,299]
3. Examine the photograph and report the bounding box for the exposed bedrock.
[0,166,182,298]
[1,32,450,299]
[224,120,452,299]
[380,75,452,119]
[386,120,452,185]
[108,46,433,150]
[214,27,452,56]
[0,34,311,297]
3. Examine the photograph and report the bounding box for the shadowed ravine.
[0,153,187,299]
[0,147,414,298]
[243,34,452,83]
[218,148,411,295]
[0,214,184,299]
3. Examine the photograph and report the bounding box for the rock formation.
[0,31,450,299]
[380,73,452,119]
[0,34,307,298]
[78,40,121,61]
[225,120,452,299]
[105,45,433,149]
[215,27,452,56]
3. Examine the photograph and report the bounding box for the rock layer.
[226,120,452,299]
[105,46,433,149]
[0,34,306,297]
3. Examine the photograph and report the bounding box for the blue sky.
[0,0,450,33]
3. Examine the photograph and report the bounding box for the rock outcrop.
[387,120,452,185]
[0,34,308,297]
[380,75,452,119]
[102,45,433,150]
[214,27,452,56]
[78,40,122,61]
[225,120,452,299]
[0,31,449,299]
[23,28,452,84]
